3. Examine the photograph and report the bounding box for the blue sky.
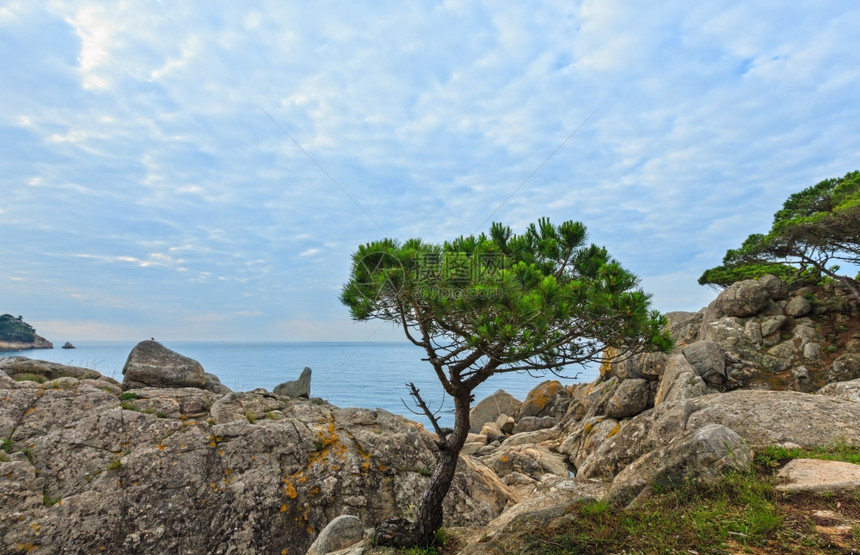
[1,1,858,342]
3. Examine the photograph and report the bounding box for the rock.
[0,356,103,381]
[0,368,16,389]
[511,416,557,435]
[703,279,771,320]
[517,380,569,419]
[792,366,812,391]
[480,421,505,443]
[818,378,860,403]
[565,378,617,421]
[123,387,221,416]
[559,417,620,472]
[609,424,753,506]
[273,366,311,398]
[62,341,75,349]
[604,378,650,419]
[501,425,562,448]
[653,354,710,406]
[578,389,860,484]
[775,459,860,493]
[496,414,515,434]
[307,515,365,555]
[785,296,812,317]
[760,315,787,338]
[121,341,207,389]
[610,351,669,382]
[210,391,287,424]
[0,361,516,554]
[459,479,607,551]
[803,342,821,362]
[664,310,703,346]
[203,372,232,394]
[479,445,570,480]
[470,390,522,433]
[829,354,860,383]
[759,274,789,300]
[682,341,726,388]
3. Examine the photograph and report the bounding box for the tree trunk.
[412,391,472,545]
[373,390,472,547]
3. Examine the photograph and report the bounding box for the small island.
[0,314,53,351]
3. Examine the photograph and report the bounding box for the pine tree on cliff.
[340,218,672,547]
[699,170,860,301]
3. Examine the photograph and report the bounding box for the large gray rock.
[558,416,620,472]
[609,424,753,506]
[0,356,105,382]
[479,445,570,480]
[818,378,860,403]
[0,361,516,555]
[664,310,704,346]
[610,352,669,382]
[682,341,726,388]
[758,274,789,300]
[685,390,860,449]
[273,366,311,398]
[121,341,207,389]
[704,279,771,320]
[470,390,522,433]
[785,295,812,317]
[653,354,710,406]
[511,415,557,435]
[577,389,860,484]
[829,354,860,383]
[459,478,607,552]
[307,514,365,555]
[604,378,650,419]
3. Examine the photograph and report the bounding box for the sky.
[1,1,858,342]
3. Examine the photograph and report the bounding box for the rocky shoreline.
[2,274,860,554]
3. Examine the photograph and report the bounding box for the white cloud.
[1,1,858,338]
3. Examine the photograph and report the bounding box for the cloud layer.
[2,1,858,340]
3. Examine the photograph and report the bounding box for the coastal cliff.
[2,274,860,553]
[0,314,52,351]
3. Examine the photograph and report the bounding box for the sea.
[0,341,599,428]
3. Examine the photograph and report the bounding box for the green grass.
[12,373,46,384]
[512,443,860,555]
[120,392,139,400]
[756,441,860,467]
[1,437,12,453]
[398,528,451,555]
[107,459,122,471]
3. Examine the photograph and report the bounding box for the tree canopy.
[340,218,671,546]
[699,171,860,300]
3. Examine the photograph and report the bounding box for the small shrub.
[156,412,167,419]
[107,459,122,471]
[1,437,12,453]
[42,490,61,506]
[120,402,140,412]
[120,392,139,400]
[417,467,432,477]
[246,412,257,424]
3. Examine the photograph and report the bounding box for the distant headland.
[0,314,53,351]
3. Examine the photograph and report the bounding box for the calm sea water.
[0,341,598,427]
